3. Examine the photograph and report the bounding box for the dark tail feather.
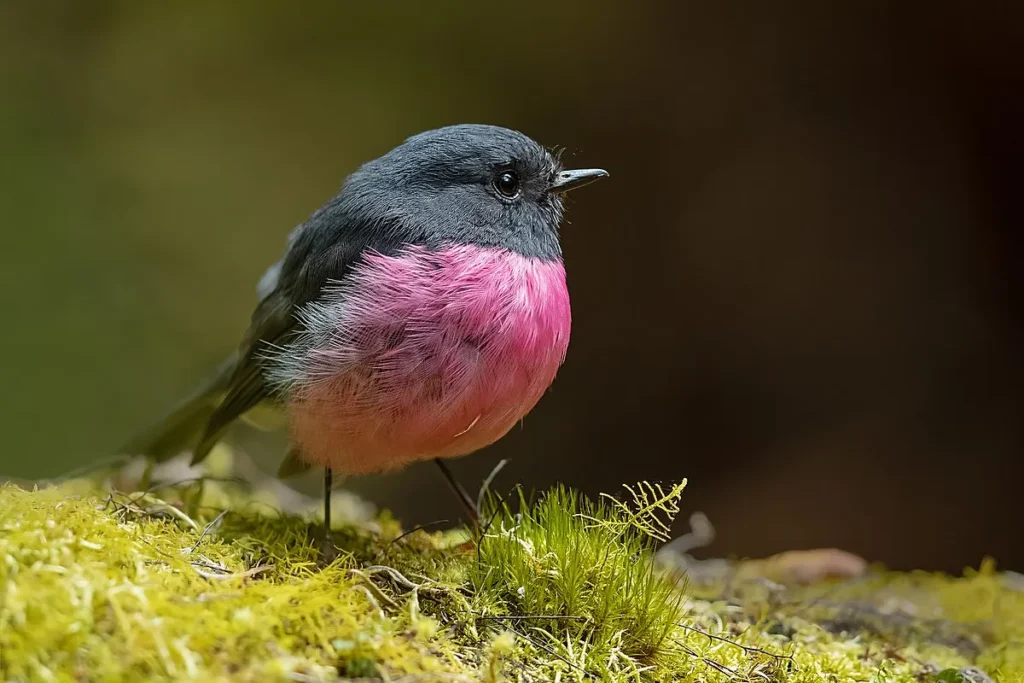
[119,355,237,462]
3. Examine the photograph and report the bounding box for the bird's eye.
[494,170,520,198]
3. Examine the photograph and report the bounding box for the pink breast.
[285,244,571,475]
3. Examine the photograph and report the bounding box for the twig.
[507,625,595,678]
[112,492,200,531]
[120,476,247,512]
[671,639,741,680]
[661,511,716,555]
[188,510,228,554]
[477,458,509,513]
[362,565,422,591]
[348,569,400,609]
[387,519,451,546]
[389,674,477,683]
[678,623,795,665]
[353,584,385,620]
[192,564,274,581]
[191,557,230,573]
[476,615,589,622]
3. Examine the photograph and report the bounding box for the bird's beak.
[548,168,609,194]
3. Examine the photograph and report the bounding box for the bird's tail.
[119,354,238,462]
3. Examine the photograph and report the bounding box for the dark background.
[1,2,1020,573]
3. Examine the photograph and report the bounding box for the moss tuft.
[468,482,689,679]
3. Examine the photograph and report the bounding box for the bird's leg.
[434,458,480,537]
[321,467,337,564]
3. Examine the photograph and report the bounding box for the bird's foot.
[319,527,339,567]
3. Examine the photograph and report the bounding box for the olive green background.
[2,2,1021,572]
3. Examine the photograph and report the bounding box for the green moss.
[468,482,690,679]
[1,472,1020,682]
[0,484,458,681]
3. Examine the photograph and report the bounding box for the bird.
[121,123,607,549]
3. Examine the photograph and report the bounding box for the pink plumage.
[280,244,571,475]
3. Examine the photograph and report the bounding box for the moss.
[0,469,1020,682]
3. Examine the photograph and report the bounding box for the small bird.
[122,124,607,543]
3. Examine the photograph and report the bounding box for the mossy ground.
[0,463,1020,682]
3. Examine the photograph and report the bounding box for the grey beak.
[549,168,609,194]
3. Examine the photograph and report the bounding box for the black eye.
[494,170,520,198]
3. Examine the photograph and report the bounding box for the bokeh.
[2,2,1020,573]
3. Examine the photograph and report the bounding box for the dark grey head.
[272,124,606,305]
[328,124,607,261]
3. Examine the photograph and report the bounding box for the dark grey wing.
[122,256,294,465]
[189,288,295,465]
[180,178,409,466]
[187,208,388,466]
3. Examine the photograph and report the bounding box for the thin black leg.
[322,467,335,563]
[434,458,480,533]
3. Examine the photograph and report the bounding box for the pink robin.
[122,124,607,550]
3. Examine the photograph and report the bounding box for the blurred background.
[1,2,1020,573]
